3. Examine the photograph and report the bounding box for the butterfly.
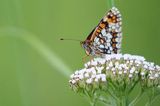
[81,7,122,57]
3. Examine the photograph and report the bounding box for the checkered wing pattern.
[83,7,122,56]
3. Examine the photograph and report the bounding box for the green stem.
[145,97,152,106]
[106,88,120,104]
[84,90,97,106]
[90,102,96,106]
[121,95,127,106]
[128,78,139,94]
[98,97,111,105]
[90,96,98,106]
[129,89,144,106]
[90,96,97,106]
[145,94,160,106]
[145,88,160,106]
[107,0,115,9]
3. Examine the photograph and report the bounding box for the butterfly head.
[80,41,92,56]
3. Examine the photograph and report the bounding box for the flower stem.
[121,95,127,106]
[90,96,98,106]
[145,88,160,106]
[107,88,119,102]
[107,0,115,9]
[90,102,96,106]
[145,96,158,106]
[129,89,144,106]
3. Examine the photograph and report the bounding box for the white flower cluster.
[69,54,160,90]
[70,67,106,85]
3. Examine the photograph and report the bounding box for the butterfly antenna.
[60,38,82,42]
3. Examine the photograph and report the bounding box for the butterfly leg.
[89,56,94,61]
[82,55,89,63]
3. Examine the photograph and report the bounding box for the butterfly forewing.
[83,7,122,56]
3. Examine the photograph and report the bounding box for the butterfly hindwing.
[84,7,122,56]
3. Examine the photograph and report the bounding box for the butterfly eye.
[80,41,83,45]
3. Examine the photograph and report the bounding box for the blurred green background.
[0,0,160,106]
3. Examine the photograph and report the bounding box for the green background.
[0,0,160,106]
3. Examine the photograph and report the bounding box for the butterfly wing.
[85,7,122,55]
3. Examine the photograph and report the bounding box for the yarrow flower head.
[69,54,160,106]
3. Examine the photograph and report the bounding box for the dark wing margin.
[86,27,96,41]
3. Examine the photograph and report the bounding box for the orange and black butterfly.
[80,7,122,57]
